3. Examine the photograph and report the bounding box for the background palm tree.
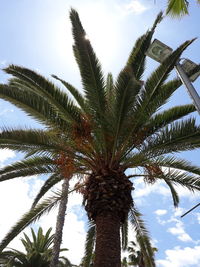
[166,0,200,17]
[0,227,73,267]
[1,8,200,267]
[127,241,157,267]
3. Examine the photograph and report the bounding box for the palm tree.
[1,8,200,267]
[127,241,157,267]
[0,227,73,266]
[166,0,200,17]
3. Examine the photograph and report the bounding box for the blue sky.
[0,0,200,266]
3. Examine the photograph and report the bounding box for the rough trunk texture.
[94,213,121,267]
[50,178,69,267]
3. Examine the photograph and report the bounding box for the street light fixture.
[146,39,200,115]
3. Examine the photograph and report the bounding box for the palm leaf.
[70,8,106,121]
[51,74,87,112]
[0,84,71,130]
[121,218,129,251]
[125,12,163,80]
[166,0,189,17]
[31,173,63,208]
[129,206,155,267]
[81,220,95,267]
[0,190,65,252]
[5,65,82,124]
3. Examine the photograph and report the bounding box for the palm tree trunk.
[94,212,121,267]
[50,178,69,267]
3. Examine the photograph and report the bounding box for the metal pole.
[175,62,200,115]
[181,202,200,218]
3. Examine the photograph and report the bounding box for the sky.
[0,0,200,266]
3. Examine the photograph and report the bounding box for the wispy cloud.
[124,0,149,15]
[167,220,193,242]
[154,209,168,216]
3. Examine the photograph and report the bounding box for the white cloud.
[167,220,193,242]
[124,0,149,15]
[154,209,168,216]
[157,246,200,267]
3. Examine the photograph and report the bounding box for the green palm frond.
[0,156,53,176]
[121,218,129,251]
[112,70,141,158]
[126,12,163,80]
[146,104,196,137]
[0,84,71,130]
[70,8,106,121]
[81,220,95,267]
[51,74,87,112]
[166,0,189,17]
[31,173,63,208]
[143,118,200,157]
[163,178,180,207]
[0,128,67,154]
[0,191,64,252]
[129,206,155,267]
[161,169,200,191]
[155,156,200,176]
[5,65,82,124]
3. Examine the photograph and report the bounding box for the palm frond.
[129,206,155,267]
[0,190,65,252]
[81,220,95,267]
[126,12,163,79]
[0,84,71,130]
[163,178,180,207]
[161,169,200,192]
[0,128,69,154]
[70,8,106,121]
[143,118,200,157]
[166,0,189,17]
[155,155,200,176]
[0,156,53,175]
[5,65,82,124]
[51,74,87,112]
[121,218,129,251]
[31,173,63,208]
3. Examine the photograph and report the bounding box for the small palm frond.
[166,0,189,17]
[112,70,141,157]
[125,12,163,80]
[161,169,200,192]
[0,156,53,176]
[70,8,106,121]
[143,118,200,157]
[163,178,180,207]
[5,65,82,124]
[31,173,63,208]
[121,218,129,251]
[0,128,67,154]
[81,220,96,267]
[51,74,87,112]
[145,104,196,138]
[155,155,200,176]
[0,84,73,130]
[0,190,65,252]
[129,206,155,267]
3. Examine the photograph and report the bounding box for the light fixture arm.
[175,62,200,115]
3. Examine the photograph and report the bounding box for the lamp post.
[146,39,200,115]
[146,39,200,217]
